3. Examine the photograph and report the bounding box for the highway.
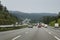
[0,26,60,40]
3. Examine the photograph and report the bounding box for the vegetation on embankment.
[49,21,56,27]
[39,12,60,27]
[49,18,60,27]
[0,2,18,25]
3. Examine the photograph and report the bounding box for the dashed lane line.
[42,28,60,40]
[54,36,60,40]
[12,35,21,40]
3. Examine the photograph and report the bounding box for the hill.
[9,11,58,23]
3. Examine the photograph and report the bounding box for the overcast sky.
[0,0,60,13]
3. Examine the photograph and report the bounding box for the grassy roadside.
[49,18,60,27]
[49,21,55,27]
[0,25,28,32]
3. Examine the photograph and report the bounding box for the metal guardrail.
[0,25,22,27]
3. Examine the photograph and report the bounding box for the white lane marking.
[49,29,60,38]
[12,35,21,40]
[48,32,51,34]
[54,36,60,40]
[43,28,59,36]
[43,28,60,40]
[42,28,51,35]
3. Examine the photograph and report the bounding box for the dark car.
[38,24,41,28]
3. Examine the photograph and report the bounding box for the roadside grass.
[49,21,55,27]
[49,18,60,27]
[0,25,28,32]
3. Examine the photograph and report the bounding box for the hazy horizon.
[0,0,60,13]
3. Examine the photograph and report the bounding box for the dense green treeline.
[42,16,56,24]
[42,12,60,26]
[0,2,18,25]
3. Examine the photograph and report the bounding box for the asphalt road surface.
[0,26,60,40]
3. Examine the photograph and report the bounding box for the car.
[38,24,42,28]
[28,25,33,28]
[41,23,44,26]
[44,24,48,28]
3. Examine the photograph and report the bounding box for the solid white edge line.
[12,35,21,40]
[43,28,60,40]
[54,36,60,40]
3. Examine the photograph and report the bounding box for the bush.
[49,21,55,27]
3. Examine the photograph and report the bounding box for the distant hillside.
[9,11,58,22]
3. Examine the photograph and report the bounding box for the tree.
[0,2,18,25]
[58,12,60,18]
[0,4,3,11]
[42,16,56,24]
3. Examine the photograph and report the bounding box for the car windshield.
[0,0,60,40]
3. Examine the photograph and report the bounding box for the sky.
[0,0,60,13]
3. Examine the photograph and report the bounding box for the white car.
[44,24,48,28]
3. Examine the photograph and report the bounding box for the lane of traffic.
[15,27,57,40]
[15,27,38,40]
[0,28,35,40]
[43,27,60,40]
[47,26,60,37]
[36,27,57,40]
